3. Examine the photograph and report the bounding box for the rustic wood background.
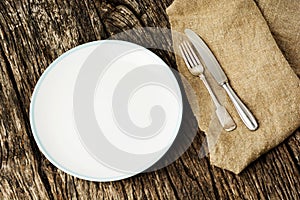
[0,0,299,199]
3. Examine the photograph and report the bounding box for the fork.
[179,41,236,131]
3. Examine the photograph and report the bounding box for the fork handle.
[222,82,258,131]
[199,74,221,108]
[199,75,236,131]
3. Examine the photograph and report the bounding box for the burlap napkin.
[167,0,300,174]
[256,0,300,76]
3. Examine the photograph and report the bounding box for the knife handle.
[222,82,258,131]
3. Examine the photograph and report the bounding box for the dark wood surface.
[0,0,299,199]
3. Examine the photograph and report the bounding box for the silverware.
[179,41,236,132]
[185,29,258,131]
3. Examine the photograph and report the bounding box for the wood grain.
[0,0,299,199]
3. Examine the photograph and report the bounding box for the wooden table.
[0,0,299,199]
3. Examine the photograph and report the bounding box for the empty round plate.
[30,40,183,181]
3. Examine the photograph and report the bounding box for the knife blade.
[185,29,258,131]
[184,29,227,85]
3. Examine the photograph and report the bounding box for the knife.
[185,29,258,131]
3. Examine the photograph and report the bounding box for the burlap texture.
[167,0,300,174]
[256,0,300,76]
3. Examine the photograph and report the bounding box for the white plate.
[30,40,182,181]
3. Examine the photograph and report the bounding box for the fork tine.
[185,42,201,66]
[183,41,201,67]
[181,42,197,67]
[181,42,197,68]
[179,44,192,69]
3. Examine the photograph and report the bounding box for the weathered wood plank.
[287,130,300,170]
[0,0,299,199]
[0,48,50,199]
